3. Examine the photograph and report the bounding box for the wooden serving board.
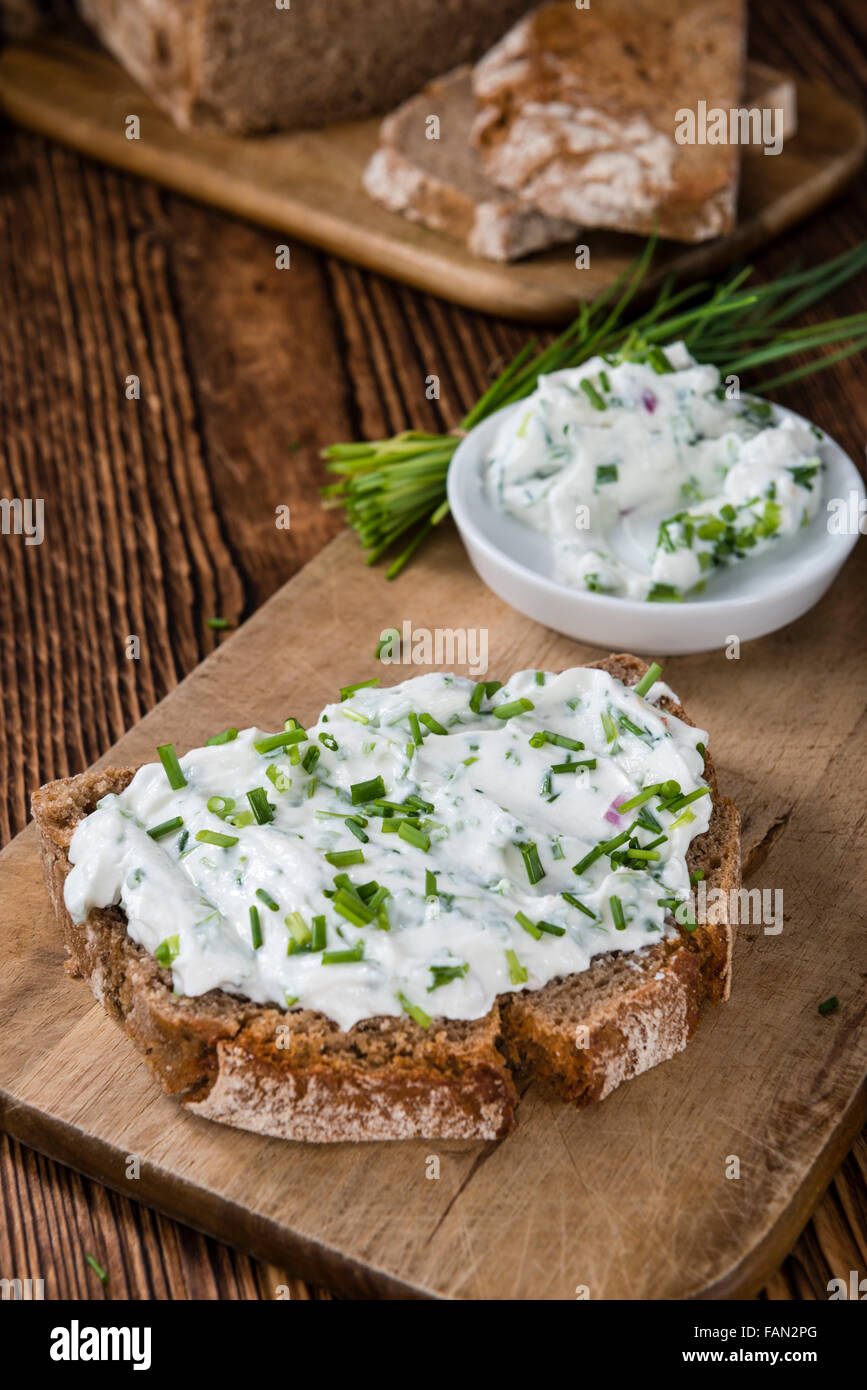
[0,35,865,322]
[0,524,865,1300]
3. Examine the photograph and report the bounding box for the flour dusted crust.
[363,67,578,262]
[471,0,747,242]
[32,655,740,1141]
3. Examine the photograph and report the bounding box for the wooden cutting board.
[0,524,865,1300]
[0,35,865,321]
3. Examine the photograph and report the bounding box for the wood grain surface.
[0,37,865,321]
[0,0,865,1299]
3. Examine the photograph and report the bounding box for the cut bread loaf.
[364,62,795,262]
[472,0,747,243]
[32,655,739,1142]
[74,0,532,135]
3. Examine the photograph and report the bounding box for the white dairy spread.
[64,667,711,1031]
[485,341,824,600]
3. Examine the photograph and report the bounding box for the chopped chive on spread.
[550,759,596,774]
[572,826,632,877]
[340,677,379,701]
[516,840,545,885]
[663,786,709,814]
[562,891,595,918]
[600,710,618,742]
[633,662,663,698]
[266,764,291,794]
[534,671,546,685]
[818,996,839,1016]
[302,745,320,774]
[207,795,236,818]
[515,910,542,940]
[647,583,683,602]
[325,848,365,867]
[428,963,469,992]
[147,815,184,840]
[311,915,327,952]
[319,731,339,751]
[397,991,431,1029]
[195,829,238,848]
[408,712,423,746]
[256,888,279,911]
[425,869,438,897]
[249,905,263,949]
[493,698,534,721]
[398,821,430,852]
[350,775,386,805]
[595,463,618,485]
[284,993,299,1008]
[322,945,363,965]
[205,727,238,746]
[648,345,674,374]
[154,935,180,967]
[581,379,606,411]
[285,911,311,948]
[255,729,307,754]
[246,786,274,825]
[609,895,627,931]
[506,949,527,985]
[615,783,666,814]
[469,682,486,713]
[529,730,585,752]
[696,741,706,759]
[85,1255,108,1285]
[157,743,186,790]
[341,706,369,724]
[345,816,369,843]
[537,920,566,937]
[419,712,448,736]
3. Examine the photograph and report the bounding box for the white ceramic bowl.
[447,400,864,655]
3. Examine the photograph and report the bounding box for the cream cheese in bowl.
[447,342,863,653]
[484,342,824,602]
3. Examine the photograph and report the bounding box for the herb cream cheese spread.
[64,666,710,1031]
[485,341,824,601]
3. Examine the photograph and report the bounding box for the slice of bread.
[363,66,578,263]
[32,655,740,1142]
[472,0,748,243]
[364,59,795,262]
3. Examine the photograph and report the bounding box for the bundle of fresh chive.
[322,238,867,578]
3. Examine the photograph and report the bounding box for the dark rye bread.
[75,0,533,135]
[363,66,578,263]
[31,656,740,1142]
[472,0,747,243]
[364,61,795,262]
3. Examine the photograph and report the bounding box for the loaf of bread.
[32,655,739,1143]
[75,0,533,134]
[472,0,747,243]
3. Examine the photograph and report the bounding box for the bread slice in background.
[364,60,794,262]
[74,0,533,135]
[364,66,578,262]
[31,656,740,1142]
[472,0,748,243]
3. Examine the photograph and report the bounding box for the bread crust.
[32,655,739,1141]
[471,0,747,243]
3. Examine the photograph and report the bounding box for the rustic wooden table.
[1,0,865,1300]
